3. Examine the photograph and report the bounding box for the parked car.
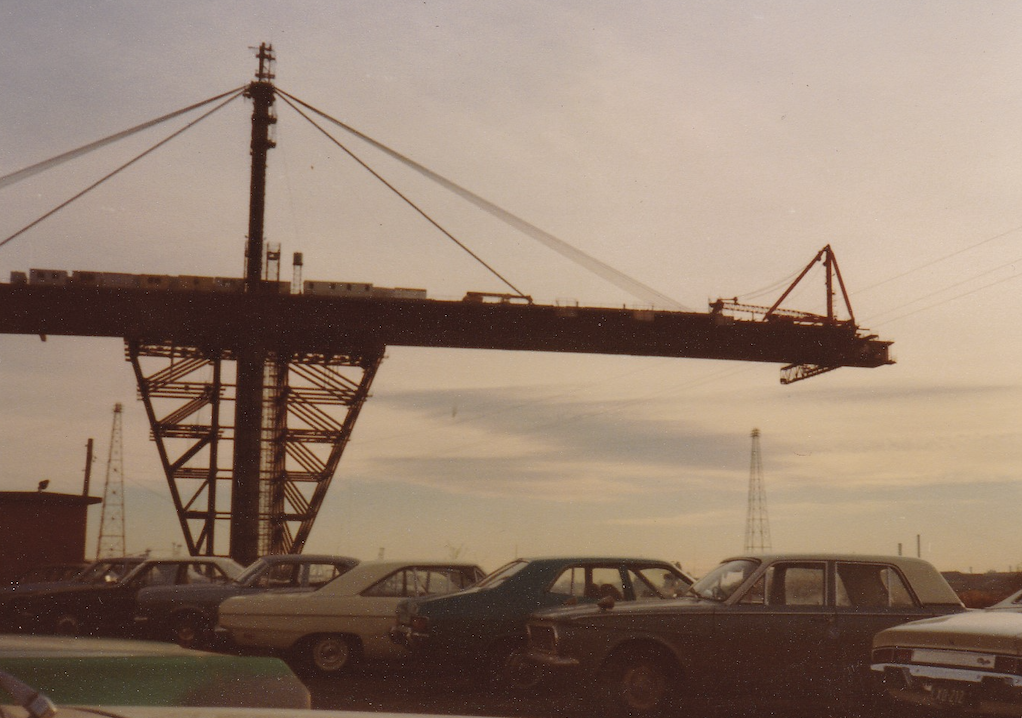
[7,556,243,637]
[872,586,1022,715]
[392,555,694,687]
[0,634,309,708]
[8,562,89,586]
[525,553,965,716]
[0,556,148,631]
[135,553,359,647]
[2,557,144,594]
[217,559,485,677]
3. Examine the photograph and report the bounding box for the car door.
[831,560,936,693]
[95,562,178,634]
[716,561,837,699]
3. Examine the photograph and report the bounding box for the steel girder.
[126,339,383,557]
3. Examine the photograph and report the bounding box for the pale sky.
[2,1,1021,576]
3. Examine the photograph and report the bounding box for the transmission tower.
[743,428,772,553]
[96,403,127,558]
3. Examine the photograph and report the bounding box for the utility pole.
[96,404,126,558]
[81,437,94,497]
[743,428,772,553]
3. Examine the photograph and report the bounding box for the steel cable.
[276,87,691,311]
[0,90,245,251]
[0,87,246,191]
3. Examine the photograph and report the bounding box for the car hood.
[0,635,309,708]
[875,609,1022,654]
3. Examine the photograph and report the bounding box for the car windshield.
[76,560,138,585]
[474,559,530,589]
[234,558,271,586]
[686,559,760,601]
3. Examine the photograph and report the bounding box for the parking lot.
[305,664,909,718]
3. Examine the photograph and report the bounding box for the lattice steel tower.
[743,428,771,553]
[96,403,127,558]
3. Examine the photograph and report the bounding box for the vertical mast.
[244,43,276,291]
[232,43,276,564]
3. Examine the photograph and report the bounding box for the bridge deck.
[0,284,892,369]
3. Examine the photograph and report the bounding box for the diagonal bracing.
[126,339,383,557]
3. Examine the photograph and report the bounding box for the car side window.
[264,564,298,587]
[628,568,687,600]
[765,563,826,606]
[307,564,342,588]
[548,566,624,600]
[189,563,232,584]
[836,563,916,608]
[587,567,624,600]
[549,567,587,598]
[139,564,179,587]
[185,564,212,584]
[363,568,472,598]
[363,570,410,597]
[413,568,472,595]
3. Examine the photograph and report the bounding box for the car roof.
[317,560,482,595]
[717,552,937,567]
[254,554,359,565]
[504,556,682,566]
[714,553,962,605]
[123,556,244,580]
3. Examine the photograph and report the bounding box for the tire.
[600,646,674,718]
[169,611,210,648]
[486,638,546,692]
[296,634,359,677]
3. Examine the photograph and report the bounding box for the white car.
[872,588,1022,715]
[216,560,484,676]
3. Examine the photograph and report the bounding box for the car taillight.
[995,656,1022,675]
[872,647,913,664]
[411,616,429,632]
[872,648,893,663]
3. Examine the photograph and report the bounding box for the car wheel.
[600,647,673,717]
[53,613,81,636]
[486,638,546,691]
[298,634,359,677]
[170,612,210,648]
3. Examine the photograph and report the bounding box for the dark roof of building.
[0,491,101,506]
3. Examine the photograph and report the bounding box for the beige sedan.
[872,590,1022,715]
[216,560,484,676]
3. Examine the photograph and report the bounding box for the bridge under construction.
[0,44,892,565]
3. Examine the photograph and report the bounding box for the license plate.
[929,683,974,708]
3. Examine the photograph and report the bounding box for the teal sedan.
[391,556,693,688]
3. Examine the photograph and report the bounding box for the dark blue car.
[391,556,693,687]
